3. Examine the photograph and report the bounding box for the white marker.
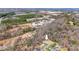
[45,34,48,40]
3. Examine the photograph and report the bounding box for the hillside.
[0,10,79,51]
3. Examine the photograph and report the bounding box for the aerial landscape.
[0,8,79,51]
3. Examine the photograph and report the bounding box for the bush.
[26,39,33,47]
